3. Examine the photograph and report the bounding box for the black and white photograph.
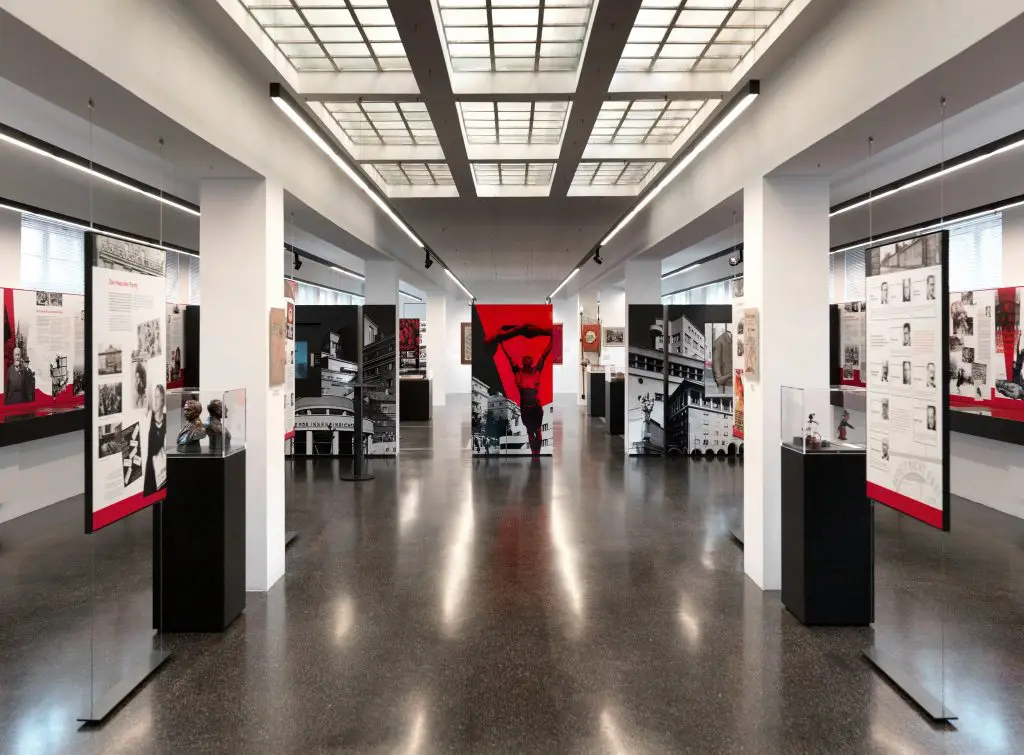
[135,318,162,360]
[98,382,123,417]
[926,275,936,301]
[962,346,975,364]
[881,439,890,461]
[902,322,911,347]
[972,362,988,384]
[949,335,963,352]
[98,345,122,375]
[927,362,936,388]
[881,360,889,382]
[843,366,854,380]
[98,422,123,458]
[962,291,974,305]
[35,291,47,306]
[880,281,889,305]
[120,422,143,487]
[881,399,889,421]
[132,360,148,410]
[902,277,912,302]
[902,360,912,386]
[844,345,860,366]
[95,234,166,276]
[603,327,625,346]
[926,404,937,431]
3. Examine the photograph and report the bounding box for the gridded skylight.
[437,1,596,72]
[458,101,570,145]
[588,99,706,145]
[369,162,455,186]
[472,162,555,186]
[241,1,411,71]
[572,161,663,186]
[618,0,793,73]
[324,102,439,146]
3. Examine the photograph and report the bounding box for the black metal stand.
[863,648,957,721]
[730,523,744,548]
[78,650,171,725]
[340,382,374,481]
[399,378,431,421]
[606,378,624,435]
[153,449,247,632]
[781,445,872,626]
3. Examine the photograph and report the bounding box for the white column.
[743,175,831,590]
[552,295,581,405]
[427,292,447,405]
[364,260,399,305]
[0,209,21,287]
[625,260,661,305]
[1002,206,1024,286]
[199,177,285,593]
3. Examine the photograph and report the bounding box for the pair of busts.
[177,398,231,451]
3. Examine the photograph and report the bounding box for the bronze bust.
[176,399,207,450]
[206,398,231,451]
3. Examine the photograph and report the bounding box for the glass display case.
[781,385,867,453]
[165,388,246,457]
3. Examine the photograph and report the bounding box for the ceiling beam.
[389,0,476,198]
[549,0,644,197]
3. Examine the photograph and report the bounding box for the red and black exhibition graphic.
[471,304,554,457]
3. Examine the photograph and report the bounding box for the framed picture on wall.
[461,322,472,364]
[603,327,625,346]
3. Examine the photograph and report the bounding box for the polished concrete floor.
[1,402,1022,753]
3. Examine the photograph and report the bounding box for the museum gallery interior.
[2,1,1024,752]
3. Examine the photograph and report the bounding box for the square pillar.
[552,295,582,404]
[427,292,447,405]
[364,260,399,305]
[199,177,285,593]
[625,259,661,305]
[0,208,21,287]
[743,175,830,590]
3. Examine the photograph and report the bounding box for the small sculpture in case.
[837,410,855,441]
[206,398,231,451]
[176,399,208,451]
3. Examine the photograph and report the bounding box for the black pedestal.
[607,379,625,435]
[399,378,432,421]
[153,448,246,632]
[781,445,872,626]
[588,373,605,418]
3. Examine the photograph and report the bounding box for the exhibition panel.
[626,304,737,456]
[292,304,398,457]
[471,304,554,457]
[865,231,950,531]
[85,232,169,534]
[399,317,424,377]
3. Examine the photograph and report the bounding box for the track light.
[425,250,434,269]
[331,265,365,282]
[729,249,743,267]
[294,252,303,271]
[444,267,474,300]
[593,248,603,265]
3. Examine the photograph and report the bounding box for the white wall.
[0,208,20,287]
[951,433,1024,520]
[599,287,627,374]
[1002,206,1024,286]
[0,432,83,524]
[552,295,581,404]
[446,297,472,396]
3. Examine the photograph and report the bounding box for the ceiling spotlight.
[294,252,303,271]
[425,250,434,270]
[728,248,743,267]
[593,248,603,265]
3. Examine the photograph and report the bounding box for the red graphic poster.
[552,323,563,365]
[471,304,554,456]
[399,318,423,376]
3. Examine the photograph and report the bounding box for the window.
[164,249,201,304]
[293,279,364,306]
[20,215,85,294]
[830,213,1003,302]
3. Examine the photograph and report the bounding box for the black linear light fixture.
[270,84,475,300]
[600,81,760,247]
[830,126,1024,218]
[831,193,1024,255]
[0,196,198,257]
[0,122,200,217]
